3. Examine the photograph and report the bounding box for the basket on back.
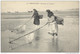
[38,15,43,19]
[55,16,64,25]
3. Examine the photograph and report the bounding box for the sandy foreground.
[1,17,79,52]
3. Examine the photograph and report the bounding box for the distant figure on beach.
[46,9,58,37]
[32,9,40,28]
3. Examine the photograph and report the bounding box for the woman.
[31,9,40,44]
[32,9,40,27]
[46,9,58,36]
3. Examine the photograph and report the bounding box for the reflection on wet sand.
[33,29,59,52]
[9,28,59,52]
[2,17,79,52]
[33,30,40,49]
[7,17,79,52]
[48,37,58,52]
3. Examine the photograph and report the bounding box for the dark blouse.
[32,11,39,19]
[32,11,40,25]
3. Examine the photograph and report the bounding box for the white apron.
[48,16,58,34]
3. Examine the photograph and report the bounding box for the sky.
[1,1,79,12]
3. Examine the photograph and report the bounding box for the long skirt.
[34,18,40,25]
[48,22,58,34]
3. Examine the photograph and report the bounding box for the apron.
[48,16,58,34]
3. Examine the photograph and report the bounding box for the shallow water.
[1,16,79,52]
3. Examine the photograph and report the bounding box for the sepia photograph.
[1,1,79,52]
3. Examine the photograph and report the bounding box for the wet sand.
[1,17,79,52]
